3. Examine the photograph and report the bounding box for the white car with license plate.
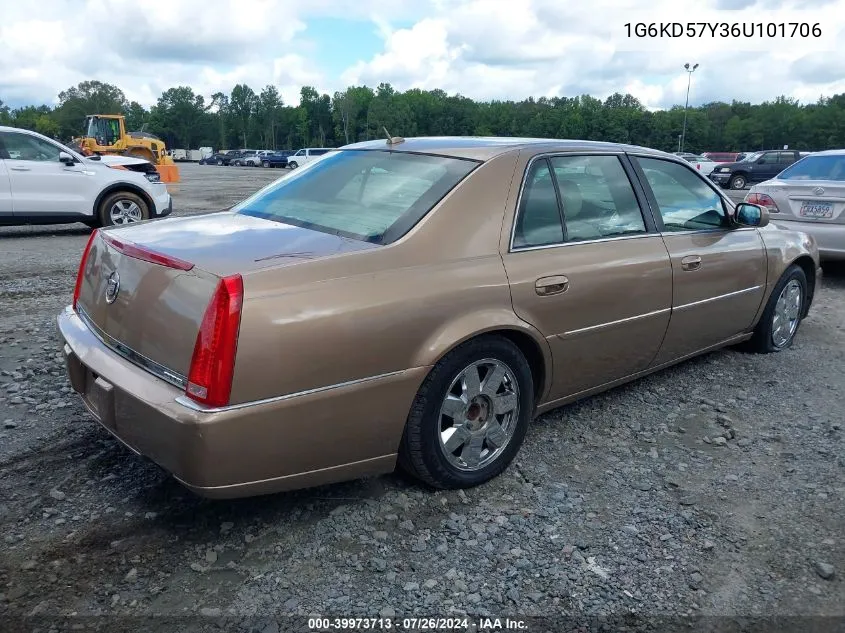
[682,154,720,176]
[0,126,171,228]
[745,149,845,261]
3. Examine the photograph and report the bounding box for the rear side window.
[637,157,727,231]
[235,150,478,244]
[513,161,564,249]
[550,155,646,242]
[778,155,845,181]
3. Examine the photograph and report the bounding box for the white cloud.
[2,0,844,113]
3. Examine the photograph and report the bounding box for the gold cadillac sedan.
[58,137,821,498]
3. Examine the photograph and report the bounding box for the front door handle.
[9,166,31,171]
[535,275,569,296]
[681,255,702,271]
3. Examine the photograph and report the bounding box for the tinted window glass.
[758,153,779,164]
[778,152,796,164]
[235,150,477,244]
[637,158,727,231]
[778,155,845,181]
[311,149,330,156]
[1,132,61,162]
[513,161,564,248]
[549,155,646,242]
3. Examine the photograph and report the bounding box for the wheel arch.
[93,183,154,220]
[791,254,816,317]
[411,314,553,405]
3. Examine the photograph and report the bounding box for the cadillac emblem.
[105,271,121,304]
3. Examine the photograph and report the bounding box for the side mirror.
[59,151,76,166]
[733,202,769,228]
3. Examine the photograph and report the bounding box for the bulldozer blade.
[156,164,180,183]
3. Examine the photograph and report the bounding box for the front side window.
[235,150,477,244]
[0,132,61,162]
[294,150,304,156]
[550,155,647,242]
[637,157,727,231]
[778,155,845,181]
[758,153,779,165]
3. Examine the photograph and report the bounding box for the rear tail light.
[100,232,194,270]
[186,275,244,407]
[745,192,779,213]
[73,230,99,310]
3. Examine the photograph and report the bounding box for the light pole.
[680,62,698,153]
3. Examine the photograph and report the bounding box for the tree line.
[2,79,844,154]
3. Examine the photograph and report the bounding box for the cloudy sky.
[2,0,843,111]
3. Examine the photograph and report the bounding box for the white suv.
[0,126,172,227]
[286,147,332,169]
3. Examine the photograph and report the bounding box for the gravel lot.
[1,163,843,632]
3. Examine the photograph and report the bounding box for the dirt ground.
[0,163,842,633]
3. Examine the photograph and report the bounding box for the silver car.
[746,149,845,261]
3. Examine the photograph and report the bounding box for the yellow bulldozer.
[74,114,180,183]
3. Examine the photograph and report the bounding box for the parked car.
[58,137,819,499]
[0,125,171,227]
[709,149,804,189]
[287,147,332,169]
[261,150,295,168]
[681,154,719,175]
[244,150,274,167]
[703,152,740,163]
[746,149,845,261]
[204,150,239,166]
[231,150,259,167]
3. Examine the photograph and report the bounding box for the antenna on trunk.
[383,127,405,145]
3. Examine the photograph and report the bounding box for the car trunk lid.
[761,180,845,224]
[74,212,379,386]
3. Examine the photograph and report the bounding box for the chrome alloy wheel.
[109,199,143,224]
[772,279,802,348]
[438,358,520,471]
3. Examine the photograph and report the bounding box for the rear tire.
[98,191,150,227]
[216,159,223,166]
[745,264,807,353]
[398,335,534,489]
[729,174,747,190]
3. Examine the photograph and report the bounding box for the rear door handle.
[9,166,31,171]
[681,255,702,271]
[535,275,569,296]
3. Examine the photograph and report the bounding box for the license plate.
[799,202,833,218]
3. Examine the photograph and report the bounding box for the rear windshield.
[778,155,845,181]
[234,150,479,244]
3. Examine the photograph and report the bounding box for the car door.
[501,152,673,402]
[631,156,767,365]
[0,130,92,215]
[0,148,12,217]
[751,152,783,183]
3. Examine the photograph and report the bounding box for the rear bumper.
[771,218,845,261]
[57,306,425,498]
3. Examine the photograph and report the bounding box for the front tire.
[746,264,807,353]
[288,161,298,169]
[98,191,150,227]
[729,174,747,189]
[262,161,270,168]
[399,335,534,489]
[216,159,223,166]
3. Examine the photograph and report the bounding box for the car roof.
[802,149,845,156]
[341,136,674,161]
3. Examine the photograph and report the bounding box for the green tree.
[54,80,128,138]
[229,84,258,147]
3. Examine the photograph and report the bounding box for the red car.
[703,152,740,163]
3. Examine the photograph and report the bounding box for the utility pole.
[680,63,699,153]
